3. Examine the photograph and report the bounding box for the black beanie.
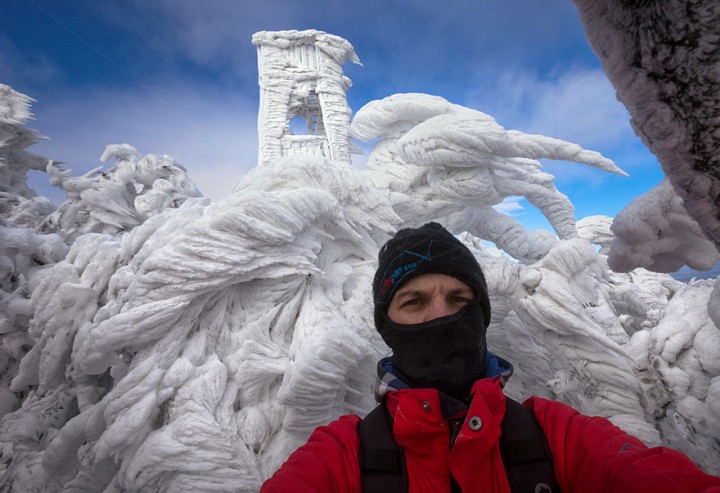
[372,222,491,330]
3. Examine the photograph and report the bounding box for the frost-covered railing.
[281,135,329,158]
[287,43,318,70]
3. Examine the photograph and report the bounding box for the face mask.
[380,303,487,401]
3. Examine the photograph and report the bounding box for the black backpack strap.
[500,397,561,493]
[358,403,407,493]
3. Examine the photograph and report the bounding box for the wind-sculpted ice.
[574,216,720,470]
[44,144,202,242]
[626,279,720,469]
[573,0,720,254]
[3,154,398,491]
[515,239,660,443]
[0,88,56,230]
[352,93,626,263]
[608,178,720,273]
[577,215,614,254]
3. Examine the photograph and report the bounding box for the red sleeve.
[260,415,362,493]
[525,397,720,493]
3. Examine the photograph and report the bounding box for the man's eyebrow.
[448,288,475,298]
[393,289,425,301]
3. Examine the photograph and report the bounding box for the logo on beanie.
[378,244,433,302]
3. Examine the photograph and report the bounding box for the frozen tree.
[43,144,202,243]
[0,84,66,423]
[0,87,210,491]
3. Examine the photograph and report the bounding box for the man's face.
[387,273,475,325]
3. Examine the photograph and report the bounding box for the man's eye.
[403,299,420,307]
[451,296,470,304]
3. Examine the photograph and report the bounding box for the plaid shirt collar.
[375,352,513,403]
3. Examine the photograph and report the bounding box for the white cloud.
[464,67,632,151]
[459,65,657,196]
[28,83,259,202]
[524,69,631,149]
[0,34,63,90]
[493,196,525,216]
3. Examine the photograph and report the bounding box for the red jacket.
[261,378,720,493]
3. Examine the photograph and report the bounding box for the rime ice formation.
[4,155,396,492]
[576,215,615,254]
[625,279,720,458]
[608,178,720,273]
[573,0,720,256]
[2,22,720,491]
[352,93,626,264]
[0,85,67,425]
[0,85,56,229]
[253,30,360,167]
[43,144,202,242]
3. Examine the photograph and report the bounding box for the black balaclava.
[372,223,492,401]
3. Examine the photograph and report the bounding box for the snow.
[1,26,720,492]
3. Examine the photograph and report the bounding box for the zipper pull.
[450,419,461,446]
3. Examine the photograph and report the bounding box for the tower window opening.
[288,114,308,135]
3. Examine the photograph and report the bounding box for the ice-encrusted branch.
[43,144,202,242]
[353,93,625,262]
[573,0,720,252]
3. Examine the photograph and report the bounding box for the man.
[261,223,720,492]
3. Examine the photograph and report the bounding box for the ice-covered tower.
[252,30,361,166]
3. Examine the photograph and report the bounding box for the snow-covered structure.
[253,30,360,167]
[1,22,720,492]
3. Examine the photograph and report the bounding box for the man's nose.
[422,299,454,322]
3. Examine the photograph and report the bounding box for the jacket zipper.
[449,419,462,447]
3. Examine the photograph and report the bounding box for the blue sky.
[1,0,666,233]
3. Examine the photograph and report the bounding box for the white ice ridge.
[352,93,626,264]
[0,85,55,228]
[576,215,615,255]
[0,85,66,430]
[0,84,34,125]
[626,278,720,462]
[573,0,720,254]
[516,239,661,444]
